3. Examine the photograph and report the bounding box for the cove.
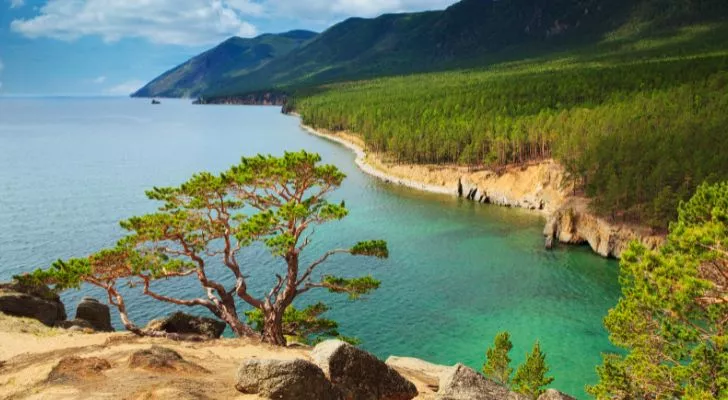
[0,98,619,398]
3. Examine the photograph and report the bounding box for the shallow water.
[0,97,619,397]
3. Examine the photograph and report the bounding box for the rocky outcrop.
[386,356,453,391]
[312,340,418,400]
[436,364,526,400]
[544,198,665,258]
[538,389,577,400]
[145,312,226,339]
[75,297,114,332]
[128,346,209,374]
[0,281,66,326]
[47,357,111,384]
[236,359,342,400]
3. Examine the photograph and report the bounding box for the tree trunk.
[261,308,286,346]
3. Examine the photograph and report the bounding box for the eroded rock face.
[47,356,111,384]
[236,358,342,400]
[0,281,66,326]
[128,346,209,374]
[312,340,418,400]
[76,297,114,332]
[145,312,226,339]
[436,364,525,400]
[544,199,665,258]
[538,389,577,400]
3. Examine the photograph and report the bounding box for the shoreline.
[298,119,665,258]
[300,125,455,196]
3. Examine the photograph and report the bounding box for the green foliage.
[483,331,514,386]
[588,182,728,399]
[513,341,555,399]
[351,240,389,259]
[244,302,358,345]
[322,276,381,300]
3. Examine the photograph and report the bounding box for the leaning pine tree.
[20,151,389,346]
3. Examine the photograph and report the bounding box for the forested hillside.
[292,20,728,229]
[133,30,316,98]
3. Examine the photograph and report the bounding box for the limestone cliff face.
[458,160,567,215]
[544,199,665,258]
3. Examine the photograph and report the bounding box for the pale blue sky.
[0,0,457,95]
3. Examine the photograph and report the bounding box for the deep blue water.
[0,97,619,398]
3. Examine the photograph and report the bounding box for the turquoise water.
[0,98,618,397]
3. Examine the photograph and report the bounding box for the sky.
[0,0,458,96]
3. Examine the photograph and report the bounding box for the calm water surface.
[0,98,619,397]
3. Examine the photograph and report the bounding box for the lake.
[0,97,619,397]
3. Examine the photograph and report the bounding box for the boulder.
[75,297,114,332]
[145,312,226,339]
[312,340,418,400]
[436,364,526,400]
[235,358,342,400]
[47,356,111,384]
[128,346,209,374]
[0,281,66,326]
[538,389,577,400]
[385,356,453,391]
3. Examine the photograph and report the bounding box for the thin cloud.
[8,0,25,9]
[11,0,259,46]
[10,0,457,46]
[92,76,107,84]
[106,79,145,96]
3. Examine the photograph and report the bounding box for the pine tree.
[513,341,555,399]
[483,331,514,385]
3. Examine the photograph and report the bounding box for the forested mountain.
[293,18,728,230]
[204,0,623,95]
[132,30,317,98]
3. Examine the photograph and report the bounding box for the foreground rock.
[0,281,66,326]
[145,312,226,339]
[236,358,342,400]
[75,297,114,332]
[128,346,209,374]
[47,356,111,384]
[312,340,418,400]
[386,356,454,391]
[538,389,577,400]
[436,364,526,400]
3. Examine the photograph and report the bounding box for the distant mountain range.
[134,0,728,99]
[132,30,317,98]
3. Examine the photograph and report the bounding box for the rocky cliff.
[302,127,665,259]
[543,198,665,258]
